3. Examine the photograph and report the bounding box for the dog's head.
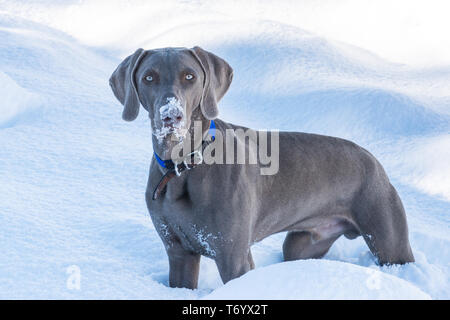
[109,46,233,159]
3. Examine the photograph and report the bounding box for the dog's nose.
[162,115,183,123]
[160,95,184,125]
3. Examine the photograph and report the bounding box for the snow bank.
[4,0,450,67]
[387,134,450,201]
[0,71,38,126]
[204,260,431,300]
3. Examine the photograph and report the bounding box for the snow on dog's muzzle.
[153,97,186,143]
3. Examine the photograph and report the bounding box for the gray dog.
[109,46,414,289]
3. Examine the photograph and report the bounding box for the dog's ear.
[109,48,147,121]
[190,46,233,120]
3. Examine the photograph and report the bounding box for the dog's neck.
[151,118,218,200]
[153,115,215,171]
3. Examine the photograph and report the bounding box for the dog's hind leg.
[352,183,414,265]
[282,216,358,261]
[282,231,340,261]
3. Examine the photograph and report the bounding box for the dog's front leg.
[152,217,201,289]
[215,248,254,284]
[166,240,201,289]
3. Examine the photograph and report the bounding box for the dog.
[109,46,414,289]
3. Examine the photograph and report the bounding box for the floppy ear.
[190,46,233,120]
[109,48,147,121]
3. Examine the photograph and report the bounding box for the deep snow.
[204,260,432,300]
[0,0,448,299]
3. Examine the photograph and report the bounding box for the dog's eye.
[145,75,153,82]
[185,74,194,80]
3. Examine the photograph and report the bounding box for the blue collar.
[154,120,215,169]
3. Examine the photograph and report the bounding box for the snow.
[0,0,449,299]
[4,0,450,67]
[159,98,184,123]
[203,260,431,300]
[0,71,40,126]
[192,225,219,258]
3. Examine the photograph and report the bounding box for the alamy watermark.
[365,268,382,290]
[66,265,81,290]
[165,120,280,175]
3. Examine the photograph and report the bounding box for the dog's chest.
[175,222,224,258]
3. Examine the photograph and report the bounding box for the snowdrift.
[0,71,39,126]
[204,260,431,300]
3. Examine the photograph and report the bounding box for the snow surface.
[0,0,448,299]
[0,71,40,126]
[204,260,431,300]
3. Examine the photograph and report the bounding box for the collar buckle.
[174,161,182,176]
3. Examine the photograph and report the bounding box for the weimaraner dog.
[109,46,414,289]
